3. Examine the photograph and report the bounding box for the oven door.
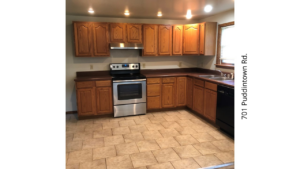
[113,79,146,105]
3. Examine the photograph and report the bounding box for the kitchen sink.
[209,77,233,80]
[198,75,221,78]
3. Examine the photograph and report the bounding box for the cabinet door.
[204,89,217,122]
[127,24,142,43]
[96,87,113,115]
[92,23,110,56]
[177,77,186,106]
[193,85,204,115]
[143,24,158,56]
[183,24,199,55]
[147,96,161,110]
[199,23,205,55]
[200,22,217,56]
[158,25,172,56]
[110,23,126,43]
[73,22,93,57]
[162,83,176,108]
[147,84,161,96]
[173,25,183,55]
[186,77,193,108]
[76,87,96,116]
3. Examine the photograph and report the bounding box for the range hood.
[110,43,144,49]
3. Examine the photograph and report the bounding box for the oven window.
[117,84,142,100]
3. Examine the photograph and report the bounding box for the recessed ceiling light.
[204,5,213,12]
[88,9,94,14]
[124,10,130,16]
[157,12,162,17]
[186,9,192,19]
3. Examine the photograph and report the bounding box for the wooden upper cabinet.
[127,24,142,43]
[162,83,176,108]
[143,24,158,56]
[158,25,172,56]
[183,24,199,55]
[73,22,93,57]
[76,87,96,116]
[177,77,186,106]
[200,22,217,55]
[204,89,217,122]
[193,85,204,115]
[96,86,113,115]
[172,25,183,55]
[186,77,193,109]
[110,23,127,43]
[92,23,110,56]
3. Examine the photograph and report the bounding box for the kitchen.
[2,0,300,169]
[66,0,234,169]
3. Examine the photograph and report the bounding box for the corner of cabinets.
[199,22,217,56]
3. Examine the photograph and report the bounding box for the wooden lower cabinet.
[76,87,96,116]
[147,84,161,96]
[204,89,217,122]
[177,77,186,106]
[76,80,112,118]
[96,86,113,115]
[193,85,204,115]
[162,83,176,108]
[147,96,161,110]
[186,77,193,108]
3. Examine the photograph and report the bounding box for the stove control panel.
[110,63,140,71]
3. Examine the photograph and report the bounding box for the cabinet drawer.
[147,84,161,96]
[162,77,175,83]
[194,79,204,87]
[205,81,217,91]
[76,81,95,88]
[147,78,161,84]
[96,80,111,87]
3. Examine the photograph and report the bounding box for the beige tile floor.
[66,109,234,169]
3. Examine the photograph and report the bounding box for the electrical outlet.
[142,63,145,68]
[90,65,93,70]
[179,62,182,67]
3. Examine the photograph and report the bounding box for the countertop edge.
[74,73,234,87]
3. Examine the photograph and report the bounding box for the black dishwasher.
[216,85,234,137]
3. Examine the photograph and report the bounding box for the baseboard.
[66,111,77,114]
[147,106,187,112]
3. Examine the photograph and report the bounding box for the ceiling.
[66,0,234,20]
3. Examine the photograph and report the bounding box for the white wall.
[197,9,234,73]
[66,15,200,111]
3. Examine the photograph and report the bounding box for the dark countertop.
[143,72,234,88]
[74,75,112,81]
[74,70,234,88]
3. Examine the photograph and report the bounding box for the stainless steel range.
[110,63,147,117]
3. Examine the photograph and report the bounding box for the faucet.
[230,73,234,79]
[216,70,223,76]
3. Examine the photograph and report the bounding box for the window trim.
[216,21,235,69]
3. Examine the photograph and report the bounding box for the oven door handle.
[113,79,146,83]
